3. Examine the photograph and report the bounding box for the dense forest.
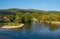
[0,8,60,25]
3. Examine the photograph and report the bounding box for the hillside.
[0,8,60,15]
[0,8,60,26]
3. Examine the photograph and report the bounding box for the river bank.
[40,21,60,25]
[1,23,24,28]
[1,21,60,29]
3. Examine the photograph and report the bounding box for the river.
[0,22,60,39]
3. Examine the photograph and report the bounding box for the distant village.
[0,14,12,22]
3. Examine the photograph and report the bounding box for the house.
[0,15,4,21]
[0,14,11,22]
[3,16,11,22]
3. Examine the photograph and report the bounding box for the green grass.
[6,22,20,26]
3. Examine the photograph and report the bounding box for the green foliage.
[31,12,42,21]
[23,12,31,22]
[0,8,60,25]
[40,14,60,21]
[15,12,23,23]
[6,22,20,26]
[5,14,14,20]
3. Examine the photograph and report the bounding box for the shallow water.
[0,22,60,39]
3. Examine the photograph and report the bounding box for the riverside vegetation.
[0,8,60,26]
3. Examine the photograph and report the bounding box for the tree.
[41,15,49,21]
[15,12,23,23]
[23,12,31,22]
[31,12,41,21]
[40,14,59,21]
[5,14,14,21]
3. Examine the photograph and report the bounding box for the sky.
[0,0,60,11]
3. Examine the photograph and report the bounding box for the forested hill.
[0,8,60,24]
[0,8,60,15]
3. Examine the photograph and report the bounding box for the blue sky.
[0,0,60,11]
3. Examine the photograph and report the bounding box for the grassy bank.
[40,21,60,25]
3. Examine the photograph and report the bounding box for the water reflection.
[29,22,59,31]
[16,22,60,31]
[24,22,32,30]
[13,22,60,39]
[48,23,60,31]
[0,22,60,39]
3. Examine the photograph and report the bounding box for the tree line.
[0,9,60,25]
